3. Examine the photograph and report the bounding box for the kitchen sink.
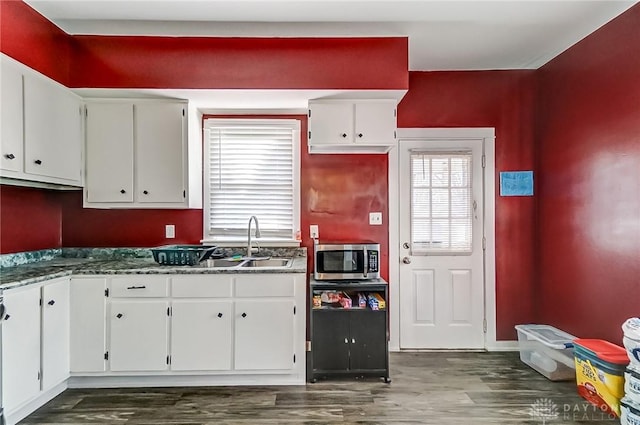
[200,257,293,268]
[242,258,292,268]
[202,258,245,268]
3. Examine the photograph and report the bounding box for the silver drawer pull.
[344,338,348,344]
[126,285,146,290]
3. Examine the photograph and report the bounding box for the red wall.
[398,71,537,340]
[70,36,408,90]
[0,186,62,253]
[535,5,640,344]
[0,0,72,85]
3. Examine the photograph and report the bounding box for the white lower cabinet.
[234,299,295,370]
[170,300,233,371]
[70,278,107,372]
[1,277,70,425]
[41,279,70,391]
[2,285,41,414]
[109,300,169,372]
[66,272,305,385]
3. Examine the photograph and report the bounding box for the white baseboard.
[5,381,67,425]
[486,340,519,351]
[68,373,306,388]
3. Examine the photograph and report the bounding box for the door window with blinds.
[410,151,473,254]
[203,119,300,242]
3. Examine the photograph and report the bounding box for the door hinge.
[394,130,397,139]
[293,354,296,364]
[37,370,41,381]
[167,307,172,316]
[394,108,397,117]
[85,108,88,117]
[182,108,185,116]
[166,355,171,365]
[293,306,296,315]
[104,351,109,360]
[308,109,311,118]
[39,298,42,306]
[308,130,311,140]
[483,318,488,333]
[482,237,486,251]
[306,341,311,352]
[105,288,109,297]
[183,190,186,198]
[481,155,486,168]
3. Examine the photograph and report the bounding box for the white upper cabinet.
[135,102,186,204]
[308,99,397,154]
[85,103,134,203]
[1,57,24,173]
[84,100,188,208]
[0,54,83,186]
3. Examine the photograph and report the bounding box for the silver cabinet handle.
[344,338,348,344]
[352,338,356,344]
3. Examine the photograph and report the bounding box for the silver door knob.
[402,257,411,264]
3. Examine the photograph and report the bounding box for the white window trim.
[201,118,301,246]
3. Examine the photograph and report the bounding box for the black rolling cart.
[308,279,390,383]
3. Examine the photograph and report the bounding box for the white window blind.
[410,152,473,254]
[204,119,300,241]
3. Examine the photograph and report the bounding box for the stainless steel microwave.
[314,242,380,280]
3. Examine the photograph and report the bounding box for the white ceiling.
[25,0,637,71]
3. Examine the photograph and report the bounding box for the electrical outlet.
[310,224,319,239]
[369,212,383,225]
[165,224,175,238]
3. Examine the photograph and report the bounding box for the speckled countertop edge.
[0,248,308,292]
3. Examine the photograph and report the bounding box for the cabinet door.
[135,102,185,203]
[41,279,70,390]
[308,102,353,145]
[354,101,397,145]
[348,311,387,371]
[171,300,233,371]
[234,300,294,370]
[70,278,107,372]
[0,56,24,173]
[109,300,169,372]
[312,310,350,371]
[23,73,82,182]
[85,103,134,202]
[2,285,41,413]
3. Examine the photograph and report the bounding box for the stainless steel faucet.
[247,215,261,257]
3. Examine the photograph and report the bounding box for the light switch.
[310,224,319,239]
[369,212,383,225]
[165,224,175,238]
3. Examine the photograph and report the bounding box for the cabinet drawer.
[110,276,168,297]
[171,275,233,298]
[235,274,295,297]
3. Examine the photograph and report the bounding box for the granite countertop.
[0,248,308,291]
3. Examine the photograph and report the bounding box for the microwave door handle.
[363,248,368,278]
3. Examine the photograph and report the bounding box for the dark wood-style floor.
[21,352,618,424]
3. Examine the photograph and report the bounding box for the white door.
[399,139,485,349]
[41,279,70,391]
[234,300,294,370]
[171,300,233,371]
[109,300,169,372]
[308,102,354,144]
[2,285,41,413]
[354,101,397,145]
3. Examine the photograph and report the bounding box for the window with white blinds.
[410,152,473,254]
[203,119,300,241]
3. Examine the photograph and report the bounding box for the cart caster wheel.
[384,377,392,383]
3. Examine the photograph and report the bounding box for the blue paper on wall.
[500,171,534,196]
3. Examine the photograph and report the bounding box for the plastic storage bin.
[623,318,640,373]
[515,324,576,381]
[574,338,629,417]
